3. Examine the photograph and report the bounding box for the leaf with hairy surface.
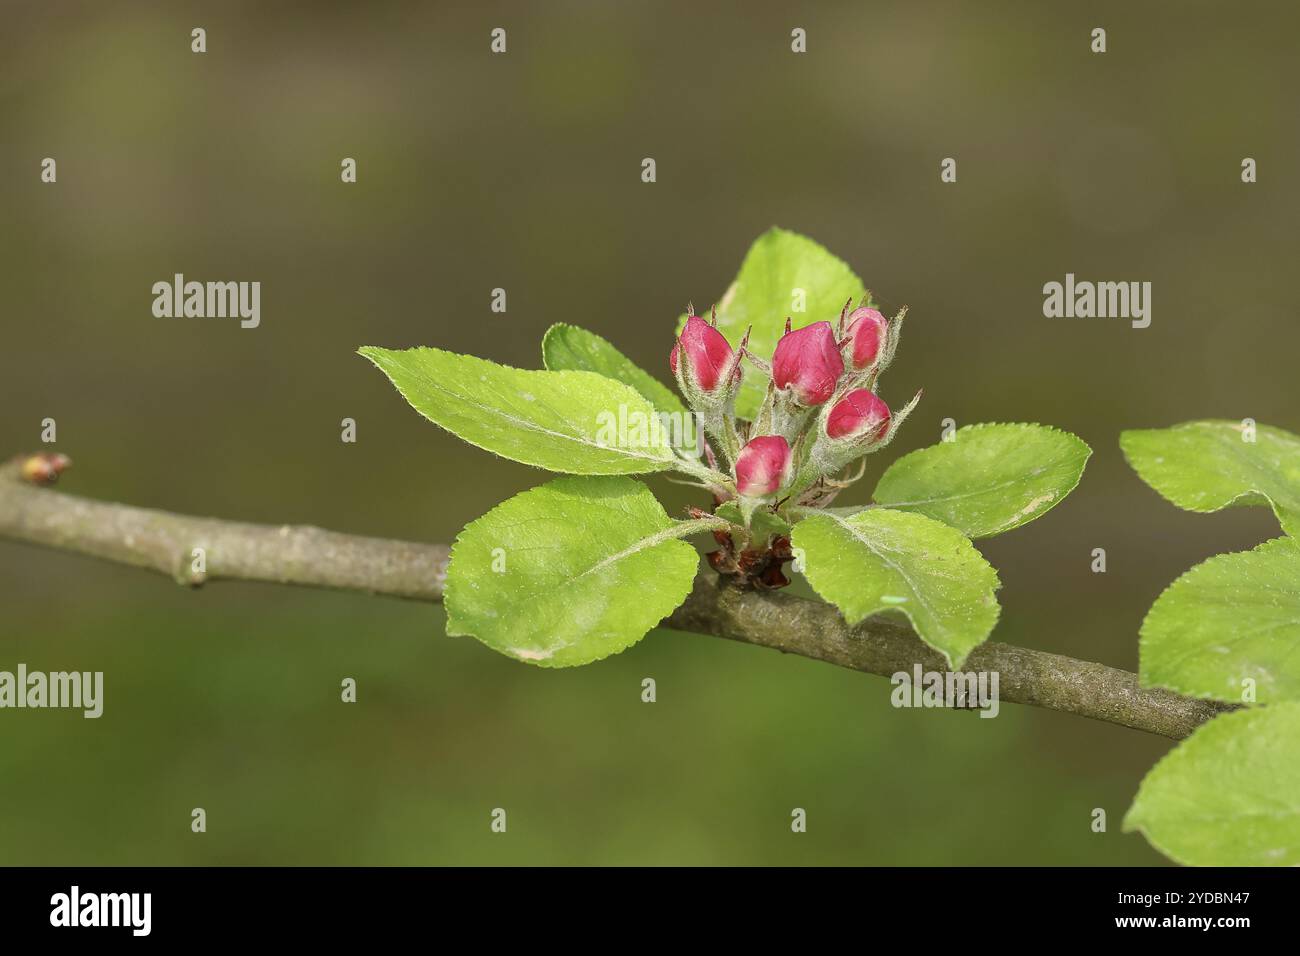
[542,323,688,417]
[1141,538,1300,704]
[1125,703,1300,866]
[874,423,1091,538]
[792,508,1000,668]
[360,346,676,475]
[445,476,703,666]
[1121,420,1300,537]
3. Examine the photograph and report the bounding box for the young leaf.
[1141,538,1300,704]
[791,508,1001,668]
[1121,420,1300,538]
[360,346,675,475]
[682,227,867,420]
[541,323,688,417]
[873,424,1091,538]
[715,500,791,545]
[444,476,701,666]
[1124,703,1300,866]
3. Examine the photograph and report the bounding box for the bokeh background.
[2,0,1296,865]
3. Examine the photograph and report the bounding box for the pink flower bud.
[825,389,890,442]
[735,435,792,497]
[771,321,844,406]
[671,315,736,394]
[843,307,888,371]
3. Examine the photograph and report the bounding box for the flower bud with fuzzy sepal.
[799,387,922,488]
[671,313,749,464]
[671,314,744,412]
[758,320,845,441]
[837,303,907,391]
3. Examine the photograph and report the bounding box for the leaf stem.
[671,453,734,494]
[673,516,732,537]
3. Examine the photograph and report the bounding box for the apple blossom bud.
[842,307,888,371]
[671,315,745,419]
[734,435,792,497]
[799,387,917,485]
[825,389,890,442]
[671,315,734,393]
[771,321,844,407]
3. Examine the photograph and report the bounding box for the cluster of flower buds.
[670,297,918,516]
[799,301,916,480]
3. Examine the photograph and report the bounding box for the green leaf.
[542,323,688,417]
[681,227,867,420]
[873,423,1091,538]
[1141,538,1300,704]
[360,346,675,475]
[791,508,1000,668]
[444,476,700,666]
[749,508,792,545]
[1124,703,1300,866]
[715,500,791,546]
[1121,420,1300,538]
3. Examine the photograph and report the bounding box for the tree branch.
[0,456,1230,740]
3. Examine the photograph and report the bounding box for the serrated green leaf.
[444,476,700,666]
[360,346,675,475]
[1121,420,1300,537]
[542,323,688,417]
[791,508,1000,668]
[1141,538,1300,704]
[873,423,1091,538]
[1124,703,1300,866]
[680,227,867,420]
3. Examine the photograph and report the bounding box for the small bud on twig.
[19,452,71,486]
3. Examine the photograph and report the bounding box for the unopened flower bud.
[771,321,843,407]
[19,452,71,486]
[735,435,792,497]
[672,315,742,411]
[799,389,911,485]
[842,307,888,371]
[825,389,890,443]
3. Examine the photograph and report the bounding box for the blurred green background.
[2,0,1296,865]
